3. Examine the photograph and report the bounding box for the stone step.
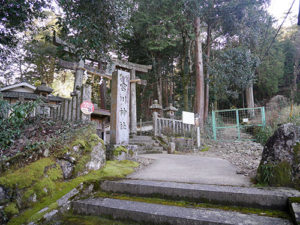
[101,179,300,210]
[139,146,163,153]
[129,140,157,145]
[72,198,291,225]
[130,135,153,141]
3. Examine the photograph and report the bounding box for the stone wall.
[0,124,106,224]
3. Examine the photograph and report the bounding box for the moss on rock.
[4,202,19,218]
[113,146,128,157]
[0,158,54,189]
[7,160,139,225]
[73,155,91,176]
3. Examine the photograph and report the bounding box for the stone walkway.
[129,154,251,186]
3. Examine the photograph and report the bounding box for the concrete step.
[72,198,291,225]
[101,179,300,210]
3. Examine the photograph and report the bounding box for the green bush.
[0,99,39,150]
[254,126,275,145]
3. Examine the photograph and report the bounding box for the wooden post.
[130,69,137,136]
[71,95,77,121]
[172,120,175,135]
[68,99,72,121]
[63,100,68,120]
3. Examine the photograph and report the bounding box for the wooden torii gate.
[54,35,151,136]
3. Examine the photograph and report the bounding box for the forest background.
[0,0,299,126]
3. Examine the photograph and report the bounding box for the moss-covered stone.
[1,123,109,224]
[4,202,19,218]
[73,155,91,176]
[47,166,63,181]
[8,160,139,225]
[113,146,128,157]
[0,158,54,189]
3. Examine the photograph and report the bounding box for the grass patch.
[94,191,290,220]
[201,145,210,152]
[7,160,139,225]
[289,197,300,204]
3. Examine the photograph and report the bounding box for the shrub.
[254,126,275,145]
[0,99,39,151]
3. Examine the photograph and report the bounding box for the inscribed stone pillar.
[110,70,130,145]
[130,69,137,136]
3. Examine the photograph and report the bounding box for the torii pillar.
[130,69,137,136]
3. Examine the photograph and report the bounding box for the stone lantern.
[149,100,162,116]
[164,103,178,119]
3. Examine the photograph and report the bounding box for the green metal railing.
[212,107,266,141]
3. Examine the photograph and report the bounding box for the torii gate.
[53,35,151,136]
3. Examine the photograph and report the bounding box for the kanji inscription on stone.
[110,70,130,145]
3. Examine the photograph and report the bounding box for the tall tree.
[0,0,48,49]
[291,1,300,104]
[57,0,129,60]
[121,0,182,107]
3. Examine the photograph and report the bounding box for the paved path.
[128,154,251,186]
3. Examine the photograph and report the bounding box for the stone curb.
[289,202,300,225]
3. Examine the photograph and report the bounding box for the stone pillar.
[74,59,84,91]
[130,69,137,136]
[81,84,92,121]
[153,112,158,137]
[74,59,84,121]
[110,70,130,145]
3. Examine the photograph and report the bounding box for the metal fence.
[212,107,266,141]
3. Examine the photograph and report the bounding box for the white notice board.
[182,111,195,125]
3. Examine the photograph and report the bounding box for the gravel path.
[194,140,263,178]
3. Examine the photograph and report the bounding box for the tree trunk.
[204,24,211,121]
[182,35,190,111]
[156,58,163,108]
[164,78,169,107]
[291,7,300,105]
[194,16,205,128]
[246,83,255,117]
[183,81,189,111]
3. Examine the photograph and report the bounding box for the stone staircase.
[129,135,164,154]
[71,179,300,224]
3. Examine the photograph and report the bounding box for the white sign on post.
[182,111,195,125]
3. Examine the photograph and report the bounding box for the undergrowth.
[254,104,300,145]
